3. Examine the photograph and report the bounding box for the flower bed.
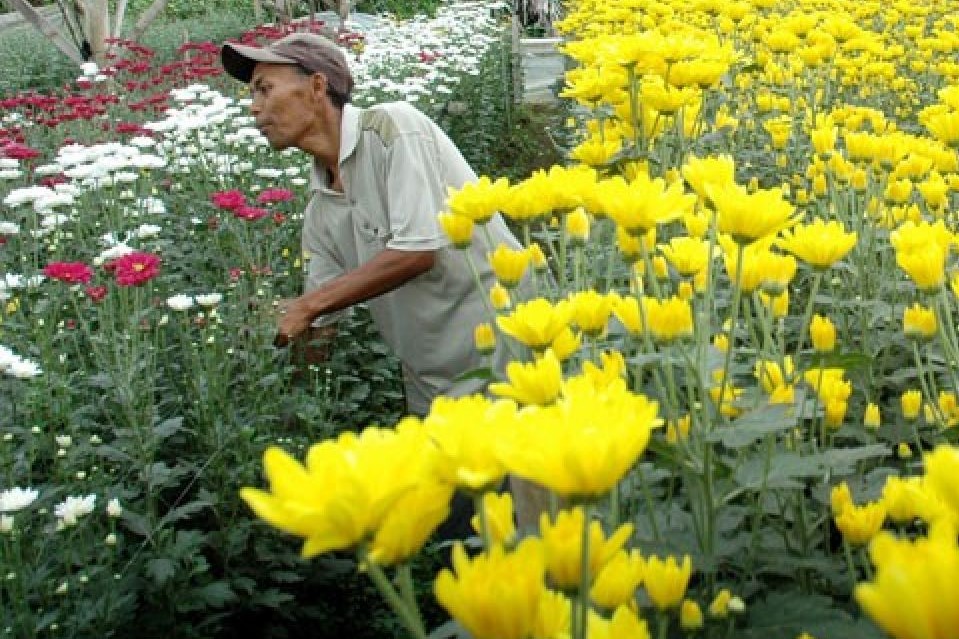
[240,1,959,639]
[0,3,511,636]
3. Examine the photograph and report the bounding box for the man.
[220,32,525,416]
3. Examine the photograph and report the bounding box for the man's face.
[250,63,318,150]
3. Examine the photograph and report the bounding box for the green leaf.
[816,444,889,475]
[194,581,236,608]
[158,500,212,528]
[454,366,495,383]
[741,590,883,639]
[734,452,824,490]
[706,403,797,448]
[146,557,176,588]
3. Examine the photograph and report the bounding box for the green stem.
[363,553,427,639]
[575,504,593,639]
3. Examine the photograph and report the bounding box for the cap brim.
[221,42,298,83]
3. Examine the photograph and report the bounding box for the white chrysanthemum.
[254,168,283,178]
[166,294,194,311]
[0,158,19,169]
[0,222,18,235]
[8,358,42,379]
[41,213,71,228]
[195,293,222,307]
[93,243,134,266]
[0,487,39,513]
[54,494,96,526]
[3,185,52,207]
[106,498,123,517]
[0,514,12,532]
[34,192,75,212]
[133,224,162,238]
[129,136,156,148]
[55,435,72,448]
[80,61,99,77]
[137,197,167,215]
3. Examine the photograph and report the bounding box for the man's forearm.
[276,248,435,344]
[303,248,434,317]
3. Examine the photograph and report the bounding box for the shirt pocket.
[352,204,393,257]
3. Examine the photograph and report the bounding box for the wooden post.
[81,0,110,66]
[131,0,169,42]
[3,0,82,63]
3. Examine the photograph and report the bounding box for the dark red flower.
[256,187,294,204]
[234,205,269,221]
[85,285,108,302]
[211,189,246,210]
[43,261,94,284]
[2,142,39,160]
[109,251,161,287]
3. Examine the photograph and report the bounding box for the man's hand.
[274,297,315,348]
[273,248,436,348]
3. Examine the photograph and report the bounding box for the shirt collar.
[309,103,361,192]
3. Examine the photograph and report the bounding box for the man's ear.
[310,72,330,102]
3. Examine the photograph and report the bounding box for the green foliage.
[354,0,446,19]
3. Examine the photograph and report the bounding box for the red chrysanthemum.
[43,261,94,284]
[234,205,269,221]
[85,285,108,302]
[255,188,294,204]
[109,251,161,287]
[211,189,246,210]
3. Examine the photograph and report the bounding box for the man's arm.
[275,247,435,346]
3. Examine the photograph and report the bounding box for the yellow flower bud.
[864,403,881,429]
[565,207,590,244]
[897,442,913,459]
[438,212,475,249]
[680,599,704,630]
[490,283,511,310]
[810,314,836,352]
[474,323,496,355]
[527,243,548,270]
[903,302,937,340]
[901,390,922,421]
[708,588,731,618]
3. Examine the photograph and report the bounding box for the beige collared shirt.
[303,102,523,414]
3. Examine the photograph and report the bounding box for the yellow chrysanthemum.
[424,395,516,491]
[489,349,564,407]
[446,176,511,224]
[590,548,646,610]
[434,539,546,639]
[470,492,516,547]
[660,236,710,276]
[568,290,615,336]
[707,182,802,245]
[538,506,633,590]
[597,173,697,234]
[855,522,959,639]
[240,423,441,561]
[497,298,573,351]
[499,376,660,497]
[644,554,693,610]
[777,219,857,269]
[489,244,531,289]
[835,501,887,546]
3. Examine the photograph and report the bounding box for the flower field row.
[245,0,959,638]
[0,2,512,636]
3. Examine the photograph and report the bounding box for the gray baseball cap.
[221,32,351,86]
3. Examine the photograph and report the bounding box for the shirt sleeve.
[302,195,348,327]
[383,132,451,252]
